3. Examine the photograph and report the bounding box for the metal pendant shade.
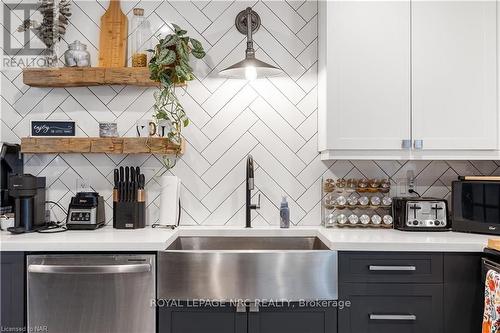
[219,7,282,80]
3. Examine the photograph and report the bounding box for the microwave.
[452,178,500,235]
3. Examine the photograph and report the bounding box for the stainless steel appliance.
[159,236,337,302]
[7,174,46,234]
[66,192,105,230]
[452,178,500,235]
[392,197,449,231]
[0,143,23,214]
[27,254,155,333]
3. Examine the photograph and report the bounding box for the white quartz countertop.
[0,225,494,252]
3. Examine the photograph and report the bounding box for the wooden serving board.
[99,0,128,67]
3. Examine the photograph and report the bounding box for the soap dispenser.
[280,196,290,228]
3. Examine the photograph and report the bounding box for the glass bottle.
[131,8,152,67]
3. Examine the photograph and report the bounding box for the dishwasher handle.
[28,263,151,274]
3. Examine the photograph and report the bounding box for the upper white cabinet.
[412,1,497,150]
[318,1,498,159]
[318,1,411,151]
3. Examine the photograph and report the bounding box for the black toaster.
[392,197,450,231]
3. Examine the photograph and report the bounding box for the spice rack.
[321,178,393,228]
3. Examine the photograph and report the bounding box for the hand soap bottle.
[280,196,290,228]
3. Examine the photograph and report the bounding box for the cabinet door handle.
[369,314,417,321]
[368,265,416,271]
[413,140,423,150]
[249,303,259,313]
[402,139,411,149]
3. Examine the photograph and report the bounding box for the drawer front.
[339,252,443,283]
[338,283,443,333]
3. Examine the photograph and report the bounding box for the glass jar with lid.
[130,8,152,67]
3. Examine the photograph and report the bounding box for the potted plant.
[148,24,206,170]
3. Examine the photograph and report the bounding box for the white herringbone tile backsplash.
[1,0,500,226]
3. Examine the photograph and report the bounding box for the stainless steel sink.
[158,236,337,302]
[166,236,329,250]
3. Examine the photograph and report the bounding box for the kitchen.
[1,0,500,332]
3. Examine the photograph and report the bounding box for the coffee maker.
[7,174,46,234]
[1,143,23,214]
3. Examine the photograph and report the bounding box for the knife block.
[113,201,145,229]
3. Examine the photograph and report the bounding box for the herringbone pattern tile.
[1,0,500,226]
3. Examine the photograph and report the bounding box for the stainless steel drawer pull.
[369,314,417,321]
[28,264,151,274]
[368,265,416,271]
[249,303,259,313]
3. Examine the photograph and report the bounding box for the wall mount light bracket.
[235,8,261,35]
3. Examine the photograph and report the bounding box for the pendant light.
[219,7,282,80]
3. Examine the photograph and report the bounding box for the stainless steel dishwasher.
[27,254,155,333]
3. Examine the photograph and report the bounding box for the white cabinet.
[318,1,411,151]
[318,0,498,159]
[412,1,497,150]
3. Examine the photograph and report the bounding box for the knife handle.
[137,188,145,202]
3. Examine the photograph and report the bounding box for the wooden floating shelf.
[22,67,160,87]
[21,137,184,155]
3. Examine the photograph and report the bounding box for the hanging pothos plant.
[148,24,206,170]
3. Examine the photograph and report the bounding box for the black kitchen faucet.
[246,155,260,228]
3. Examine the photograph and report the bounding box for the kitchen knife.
[130,167,136,202]
[137,174,145,202]
[125,166,130,202]
[139,174,145,189]
[114,169,119,188]
[113,169,119,202]
[119,166,124,202]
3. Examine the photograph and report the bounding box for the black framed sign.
[30,120,76,136]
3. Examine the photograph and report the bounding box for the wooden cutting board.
[98,0,128,67]
[488,239,500,251]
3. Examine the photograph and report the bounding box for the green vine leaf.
[149,23,206,172]
[172,23,187,36]
[159,49,176,65]
[162,34,178,48]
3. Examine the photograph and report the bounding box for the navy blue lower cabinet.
[247,302,338,333]
[443,253,482,333]
[158,301,338,333]
[338,251,483,333]
[157,302,247,333]
[0,252,25,330]
[338,283,443,333]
